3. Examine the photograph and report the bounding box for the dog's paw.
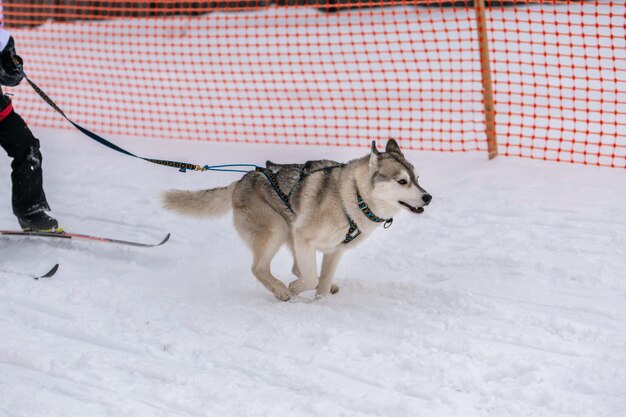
[315,283,339,298]
[289,279,310,295]
[273,285,291,302]
[315,291,329,299]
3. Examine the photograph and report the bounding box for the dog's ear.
[369,141,380,172]
[385,138,402,155]
[371,140,381,156]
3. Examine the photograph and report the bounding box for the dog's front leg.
[316,249,343,298]
[289,237,318,295]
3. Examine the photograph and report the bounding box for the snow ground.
[0,130,625,417]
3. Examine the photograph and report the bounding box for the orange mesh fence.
[0,0,624,168]
[487,1,625,167]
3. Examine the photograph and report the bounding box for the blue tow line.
[200,164,259,174]
[20,68,260,174]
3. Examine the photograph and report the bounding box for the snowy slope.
[1,130,625,417]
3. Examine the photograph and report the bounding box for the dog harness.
[256,163,392,245]
[342,192,393,244]
[254,162,345,215]
[255,165,297,214]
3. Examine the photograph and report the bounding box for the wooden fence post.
[474,0,498,159]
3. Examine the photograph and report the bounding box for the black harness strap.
[22,72,208,172]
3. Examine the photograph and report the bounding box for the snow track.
[1,130,625,417]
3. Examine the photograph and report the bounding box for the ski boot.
[17,211,63,233]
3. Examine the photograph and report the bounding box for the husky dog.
[163,139,431,301]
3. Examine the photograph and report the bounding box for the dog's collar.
[342,192,393,244]
[356,192,393,228]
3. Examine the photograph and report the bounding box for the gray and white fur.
[163,138,431,301]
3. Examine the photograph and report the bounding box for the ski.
[0,263,59,280]
[0,230,170,248]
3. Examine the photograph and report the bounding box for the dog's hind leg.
[233,202,291,301]
[316,249,343,298]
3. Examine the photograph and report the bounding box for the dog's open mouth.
[399,201,424,214]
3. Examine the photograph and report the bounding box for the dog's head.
[368,139,431,214]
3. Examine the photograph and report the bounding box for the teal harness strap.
[342,214,361,244]
[341,191,393,244]
[255,167,296,214]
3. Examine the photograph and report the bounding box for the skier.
[0,28,61,232]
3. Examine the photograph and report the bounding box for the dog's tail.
[162,182,236,218]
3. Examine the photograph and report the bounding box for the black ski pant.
[0,106,50,217]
